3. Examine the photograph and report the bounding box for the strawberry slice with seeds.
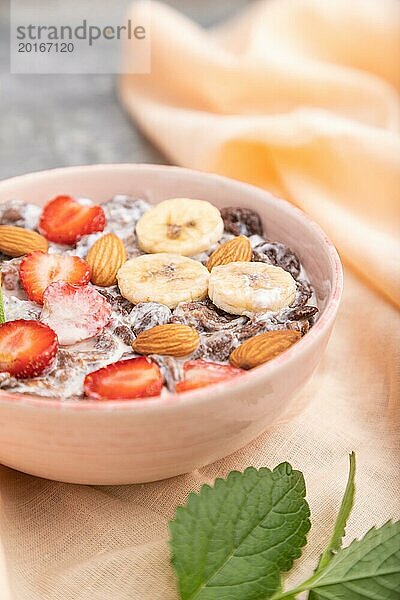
[84,357,163,400]
[40,282,112,346]
[19,251,91,304]
[175,359,244,392]
[0,319,58,379]
[39,195,106,245]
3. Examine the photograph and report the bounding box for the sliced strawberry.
[19,251,90,304]
[0,319,58,379]
[84,357,163,400]
[40,282,112,346]
[175,359,244,392]
[39,195,106,245]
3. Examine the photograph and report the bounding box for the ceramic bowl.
[0,164,342,484]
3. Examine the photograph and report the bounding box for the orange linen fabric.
[120,0,400,307]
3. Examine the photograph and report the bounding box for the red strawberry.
[39,195,106,245]
[0,319,58,379]
[40,282,112,346]
[175,359,244,392]
[84,357,163,401]
[19,251,90,304]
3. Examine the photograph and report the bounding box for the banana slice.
[136,198,224,256]
[117,253,210,309]
[208,262,296,315]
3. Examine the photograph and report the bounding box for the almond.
[132,323,200,357]
[207,235,252,271]
[229,330,301,369]
[86,233,127,287]
[0,225,48,257]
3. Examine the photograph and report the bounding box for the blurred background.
[0,0,250,180]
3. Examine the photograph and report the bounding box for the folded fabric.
[120,0,400,306]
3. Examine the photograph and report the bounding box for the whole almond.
[229,330,301,369]
[207,235,252,271]
[86,233,127,287]
[0,225,48,257]
[132,323,200,357]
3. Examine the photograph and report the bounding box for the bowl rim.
[0,163,343,413]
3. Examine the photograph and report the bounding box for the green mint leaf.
[316,452,356,571]
[0,277,5,324]
[307,521,400,600]
[169,463,310,600]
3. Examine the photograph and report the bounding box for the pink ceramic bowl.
[0,164,342,484]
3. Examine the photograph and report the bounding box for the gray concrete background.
[0,0,250,180]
